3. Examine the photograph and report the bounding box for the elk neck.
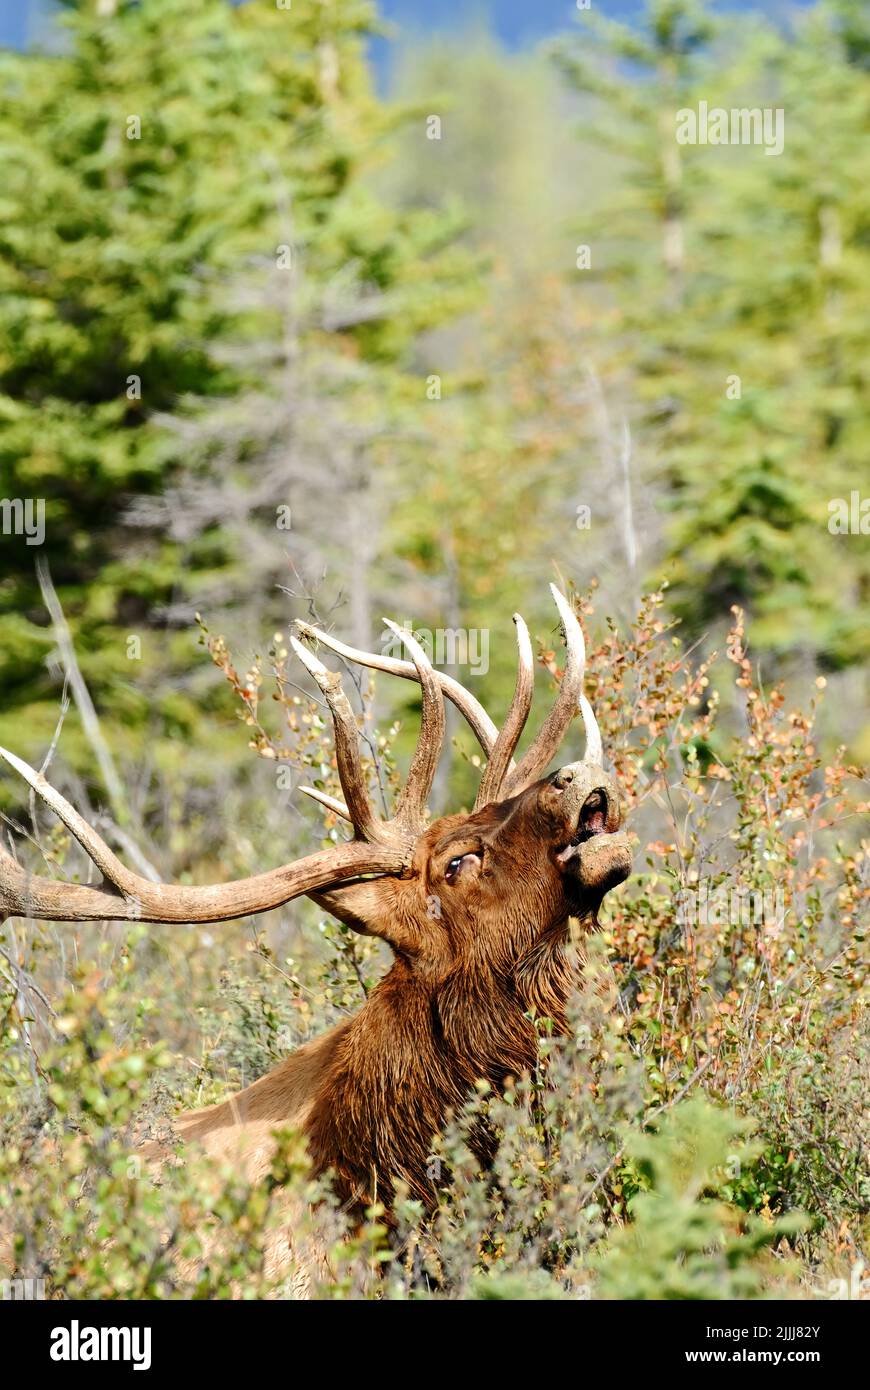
[304,925,577,1215]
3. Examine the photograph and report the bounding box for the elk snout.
[551,766,576,790]
[549,760,629,892]
[550,763,621,832]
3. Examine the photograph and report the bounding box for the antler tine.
[503,585,588,797]
[0,746,140,896]
[0,748,408,924]
[580,692,603,767]
[474,613,534,811]
[299,785,352,822]
[0,842,407,923]
[382,620,446,832]
[289,636,382,844]
[293,620,498,760]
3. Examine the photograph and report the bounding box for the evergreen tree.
[0,0,476,797]
[556,1,870,676]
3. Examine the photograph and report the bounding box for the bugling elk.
[0,585,631,1288]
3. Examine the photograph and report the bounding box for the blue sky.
[4,1,609,50]
[0,0,27,48]
[1,1,805,54]
[2,2,619,49]
[378,1,613,47]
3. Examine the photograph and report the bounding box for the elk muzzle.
[548,760,632,895]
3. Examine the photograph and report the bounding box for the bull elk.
[0,586,631,1288]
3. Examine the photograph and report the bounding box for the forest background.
[0,0,866,1299]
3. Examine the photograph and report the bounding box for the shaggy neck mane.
[304,924,578,1216]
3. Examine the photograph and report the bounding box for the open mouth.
[556,788,614,866]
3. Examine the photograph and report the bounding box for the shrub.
[1,588,865,1297]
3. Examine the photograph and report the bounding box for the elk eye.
[445,852,479,884]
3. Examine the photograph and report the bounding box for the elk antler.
[501,584,602,796]
[0,796,406,927]
[0,613,448,926]
[473,614,533,811]
[0,588,604,927]
[296,585,604,809]
[383,622,446,833]
[292,618,500,758]
[293,616,446,838]
[290,636,384,842]
[0,677,414,925]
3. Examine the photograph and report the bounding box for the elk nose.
[551,767,574,790]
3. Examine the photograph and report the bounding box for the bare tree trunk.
[36,557,127,823]
[659,87,684,307]
[346,454,373,651]
[430,529,460,814]
[819,203,842,325]
[585,366,640,613]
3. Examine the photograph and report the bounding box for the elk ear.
[308,878,421,956]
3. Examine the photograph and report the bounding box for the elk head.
[295,588,630,987]
[310,730,629,990]
[0,587,631,1215]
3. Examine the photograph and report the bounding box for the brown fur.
[145,763,632,1255]
[0,591,633,1295]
